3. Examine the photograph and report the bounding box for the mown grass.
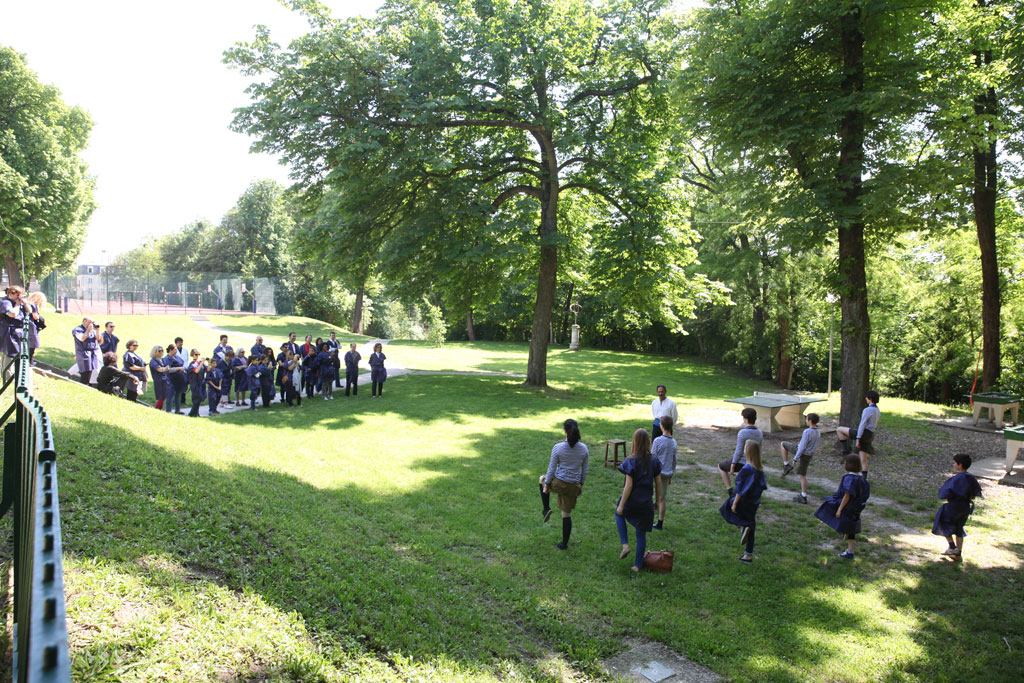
[7,327,1022,681]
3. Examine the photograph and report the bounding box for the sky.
[0,0,380,265]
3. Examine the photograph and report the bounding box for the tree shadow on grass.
[40,371,1024,682]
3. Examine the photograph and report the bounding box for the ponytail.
[563,418,581,447]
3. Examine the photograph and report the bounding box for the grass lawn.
[6,325,1022,681]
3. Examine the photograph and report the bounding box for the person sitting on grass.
[615,429,663,572]
[538,418,589,550]
[652,415,677,530]
[836,390,880,479]
[720,408,763,492]
[815,454,871,560]
[719,441,767,564]
[932,453,983,562]
[781,413,821,504]
[96,351,139,399]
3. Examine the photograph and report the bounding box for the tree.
[679,0,935,425]
[922,0,1024,390]
[0,45,94,284]
[227,0,696,387]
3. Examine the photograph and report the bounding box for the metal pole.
[827,307,834,399]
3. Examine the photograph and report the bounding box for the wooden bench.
[604,439,626,467]
[724,392,824,434]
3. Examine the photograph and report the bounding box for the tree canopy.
[0,45,94,284]
[226,0,712,386]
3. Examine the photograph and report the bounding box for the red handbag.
[642,550,674,573]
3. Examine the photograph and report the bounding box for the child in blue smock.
[932,453,983,561]
[815,454,871,560]
[720,441,767,563]
[316,344,335,400]
[259,351,275,407]
[229,351,247,406]
[206,358,223,415]
[186,350,207,417]
[246,355,263,409]
[615,429,662,572]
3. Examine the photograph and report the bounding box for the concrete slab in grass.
[603,640,721,683]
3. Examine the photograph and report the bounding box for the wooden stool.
[605,439,626,467]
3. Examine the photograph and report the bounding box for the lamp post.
[826,293,838,398]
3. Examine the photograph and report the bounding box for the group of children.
[143,333,388,416]
[718,391,985,563]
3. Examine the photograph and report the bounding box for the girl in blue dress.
[149,345,168,410]
[815,454,871,559]
[932,453,983,561]
[369,343,387,397]
[719,441,767,563]
[615,429,662,572]
[163,344,187,414]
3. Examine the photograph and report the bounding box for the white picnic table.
[724,391,824,434]
[1004,425,1024,475]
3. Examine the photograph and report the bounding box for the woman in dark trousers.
[369,342,387,397]
[149,345,168,410]
[163,344,187,414]
[615,429,662,572]
[121,339,147,402]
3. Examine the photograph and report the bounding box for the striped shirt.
[794,427,820,460]
[652,435,678,476]
[732,426,764,465]
[544,441,590,486]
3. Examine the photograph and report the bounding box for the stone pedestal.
[569,324,581,351]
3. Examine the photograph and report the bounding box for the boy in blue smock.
[837,390,880,478]
[781,413,821,504]
[206,358,223,415]
[276,343,291,402]
[229,350,247,406]
[932,453,983,561]
[186,350,207,417]
[245,355,263,409]
[344,343,361,396]
[258,352,275,407]
[815,454,871,560]
[719,408,763,492]
[720,441,767,563]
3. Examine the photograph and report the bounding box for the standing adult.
[0,286,28,378]
[286,332,301,357]
[251,335,268,358]
[538,419,589,550]
[72,317,103,385]
[25,291,47,361]
[121,339,147,402]
[369,343,387,397]
[614,429,663,572]
[149,345,169,410]
[650,385,678,438]
[344,344,360,397]
[164,344,186,414]
[213,334,232,362]
[100,322,119,355]
[174,337,187,405]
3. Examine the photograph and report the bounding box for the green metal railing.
[0,320,71,682]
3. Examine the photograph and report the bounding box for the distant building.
[76,264,106,301]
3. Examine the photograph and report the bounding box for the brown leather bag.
[642,550,674,573]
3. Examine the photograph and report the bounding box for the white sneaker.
[941,547,961,556]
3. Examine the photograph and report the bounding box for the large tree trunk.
[973,43,1000,390]
[4,254,23,288]
[837,7,870,428]
[466,309,476,341]
[526,174,558,387]
[352,283,365,335]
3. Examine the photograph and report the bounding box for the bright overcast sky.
[2,0,700,268]
[0,0,380,265]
